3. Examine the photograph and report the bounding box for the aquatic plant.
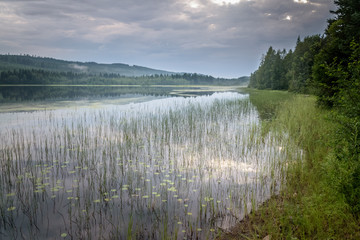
[0,92,299,239]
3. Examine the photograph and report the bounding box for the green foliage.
[249,47,288,90]
[249,35,323,93]
[329,41,360,120]
[312,0,360,107]
[311,0,360,214]
[288,35,323,93]
[324,40,360,214]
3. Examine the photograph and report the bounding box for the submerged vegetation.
[0,93,300,239]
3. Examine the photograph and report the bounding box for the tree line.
[249,35,323,93]
[0,69,248,86]
[250,0,360,215]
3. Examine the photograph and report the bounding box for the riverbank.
[221,89,360,239]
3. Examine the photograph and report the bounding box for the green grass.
[223,89,360,239]
[240,88,295,121]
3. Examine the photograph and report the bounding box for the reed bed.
[0,92,299,239]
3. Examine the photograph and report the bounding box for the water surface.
[0,91,292,239]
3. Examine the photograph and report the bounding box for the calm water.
[0,90,293,239]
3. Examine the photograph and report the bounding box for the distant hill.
[236,76,250,86]
[0,54,250,86]
[0,54,174,77]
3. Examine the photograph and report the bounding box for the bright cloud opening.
[210,0,241,6]
[189,1,200,8]
[294,0,308,3]
[208,24,216,31]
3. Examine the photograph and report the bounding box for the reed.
[0,92,298,239]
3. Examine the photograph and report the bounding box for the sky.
[0,0,336,78]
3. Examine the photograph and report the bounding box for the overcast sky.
[0,0,335,78]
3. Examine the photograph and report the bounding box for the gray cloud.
[0,0,335,77]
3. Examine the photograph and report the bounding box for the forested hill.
[0,54,249,86]
[0,54,174,77]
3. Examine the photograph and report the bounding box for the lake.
[0,86,292,239]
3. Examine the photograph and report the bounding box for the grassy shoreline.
[222,89,360,239]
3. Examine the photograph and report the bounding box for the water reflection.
[0,86,177,102]
[0,85,234,103]
[0,92,295,239]
[0,85,239,113]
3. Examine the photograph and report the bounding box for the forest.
[0,54,173,76]
[250,0,360,219]
[0,69,248,86]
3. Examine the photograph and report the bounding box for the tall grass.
[223,89,360,239]
[0,92,296,239]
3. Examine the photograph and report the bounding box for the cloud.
[0,0,335,77]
